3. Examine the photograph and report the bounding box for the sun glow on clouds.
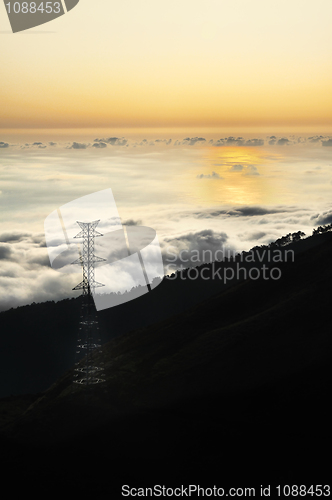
[188,147,274,206]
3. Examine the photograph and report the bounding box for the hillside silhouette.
[0,229,332,496]
[0,229,320,397]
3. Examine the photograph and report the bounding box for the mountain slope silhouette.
[1,231,332,495]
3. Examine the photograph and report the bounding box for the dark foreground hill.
[1,232,332,496]
[0,230,324,398]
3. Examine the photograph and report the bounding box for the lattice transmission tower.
[72,220,106,386]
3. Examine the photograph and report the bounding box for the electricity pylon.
[72,220,106,385]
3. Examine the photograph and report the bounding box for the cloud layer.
[1,134,332,151]
[1,139,332,311]
[197,171,223,179]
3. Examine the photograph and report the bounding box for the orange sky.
[1,0,332,130]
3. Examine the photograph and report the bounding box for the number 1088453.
[5,2,61,14]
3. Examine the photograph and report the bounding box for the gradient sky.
[1,0,332,129]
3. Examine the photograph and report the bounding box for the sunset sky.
[1,0,332,130]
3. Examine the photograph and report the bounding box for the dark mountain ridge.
[0,229,327,398]
[0,229,332,495]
